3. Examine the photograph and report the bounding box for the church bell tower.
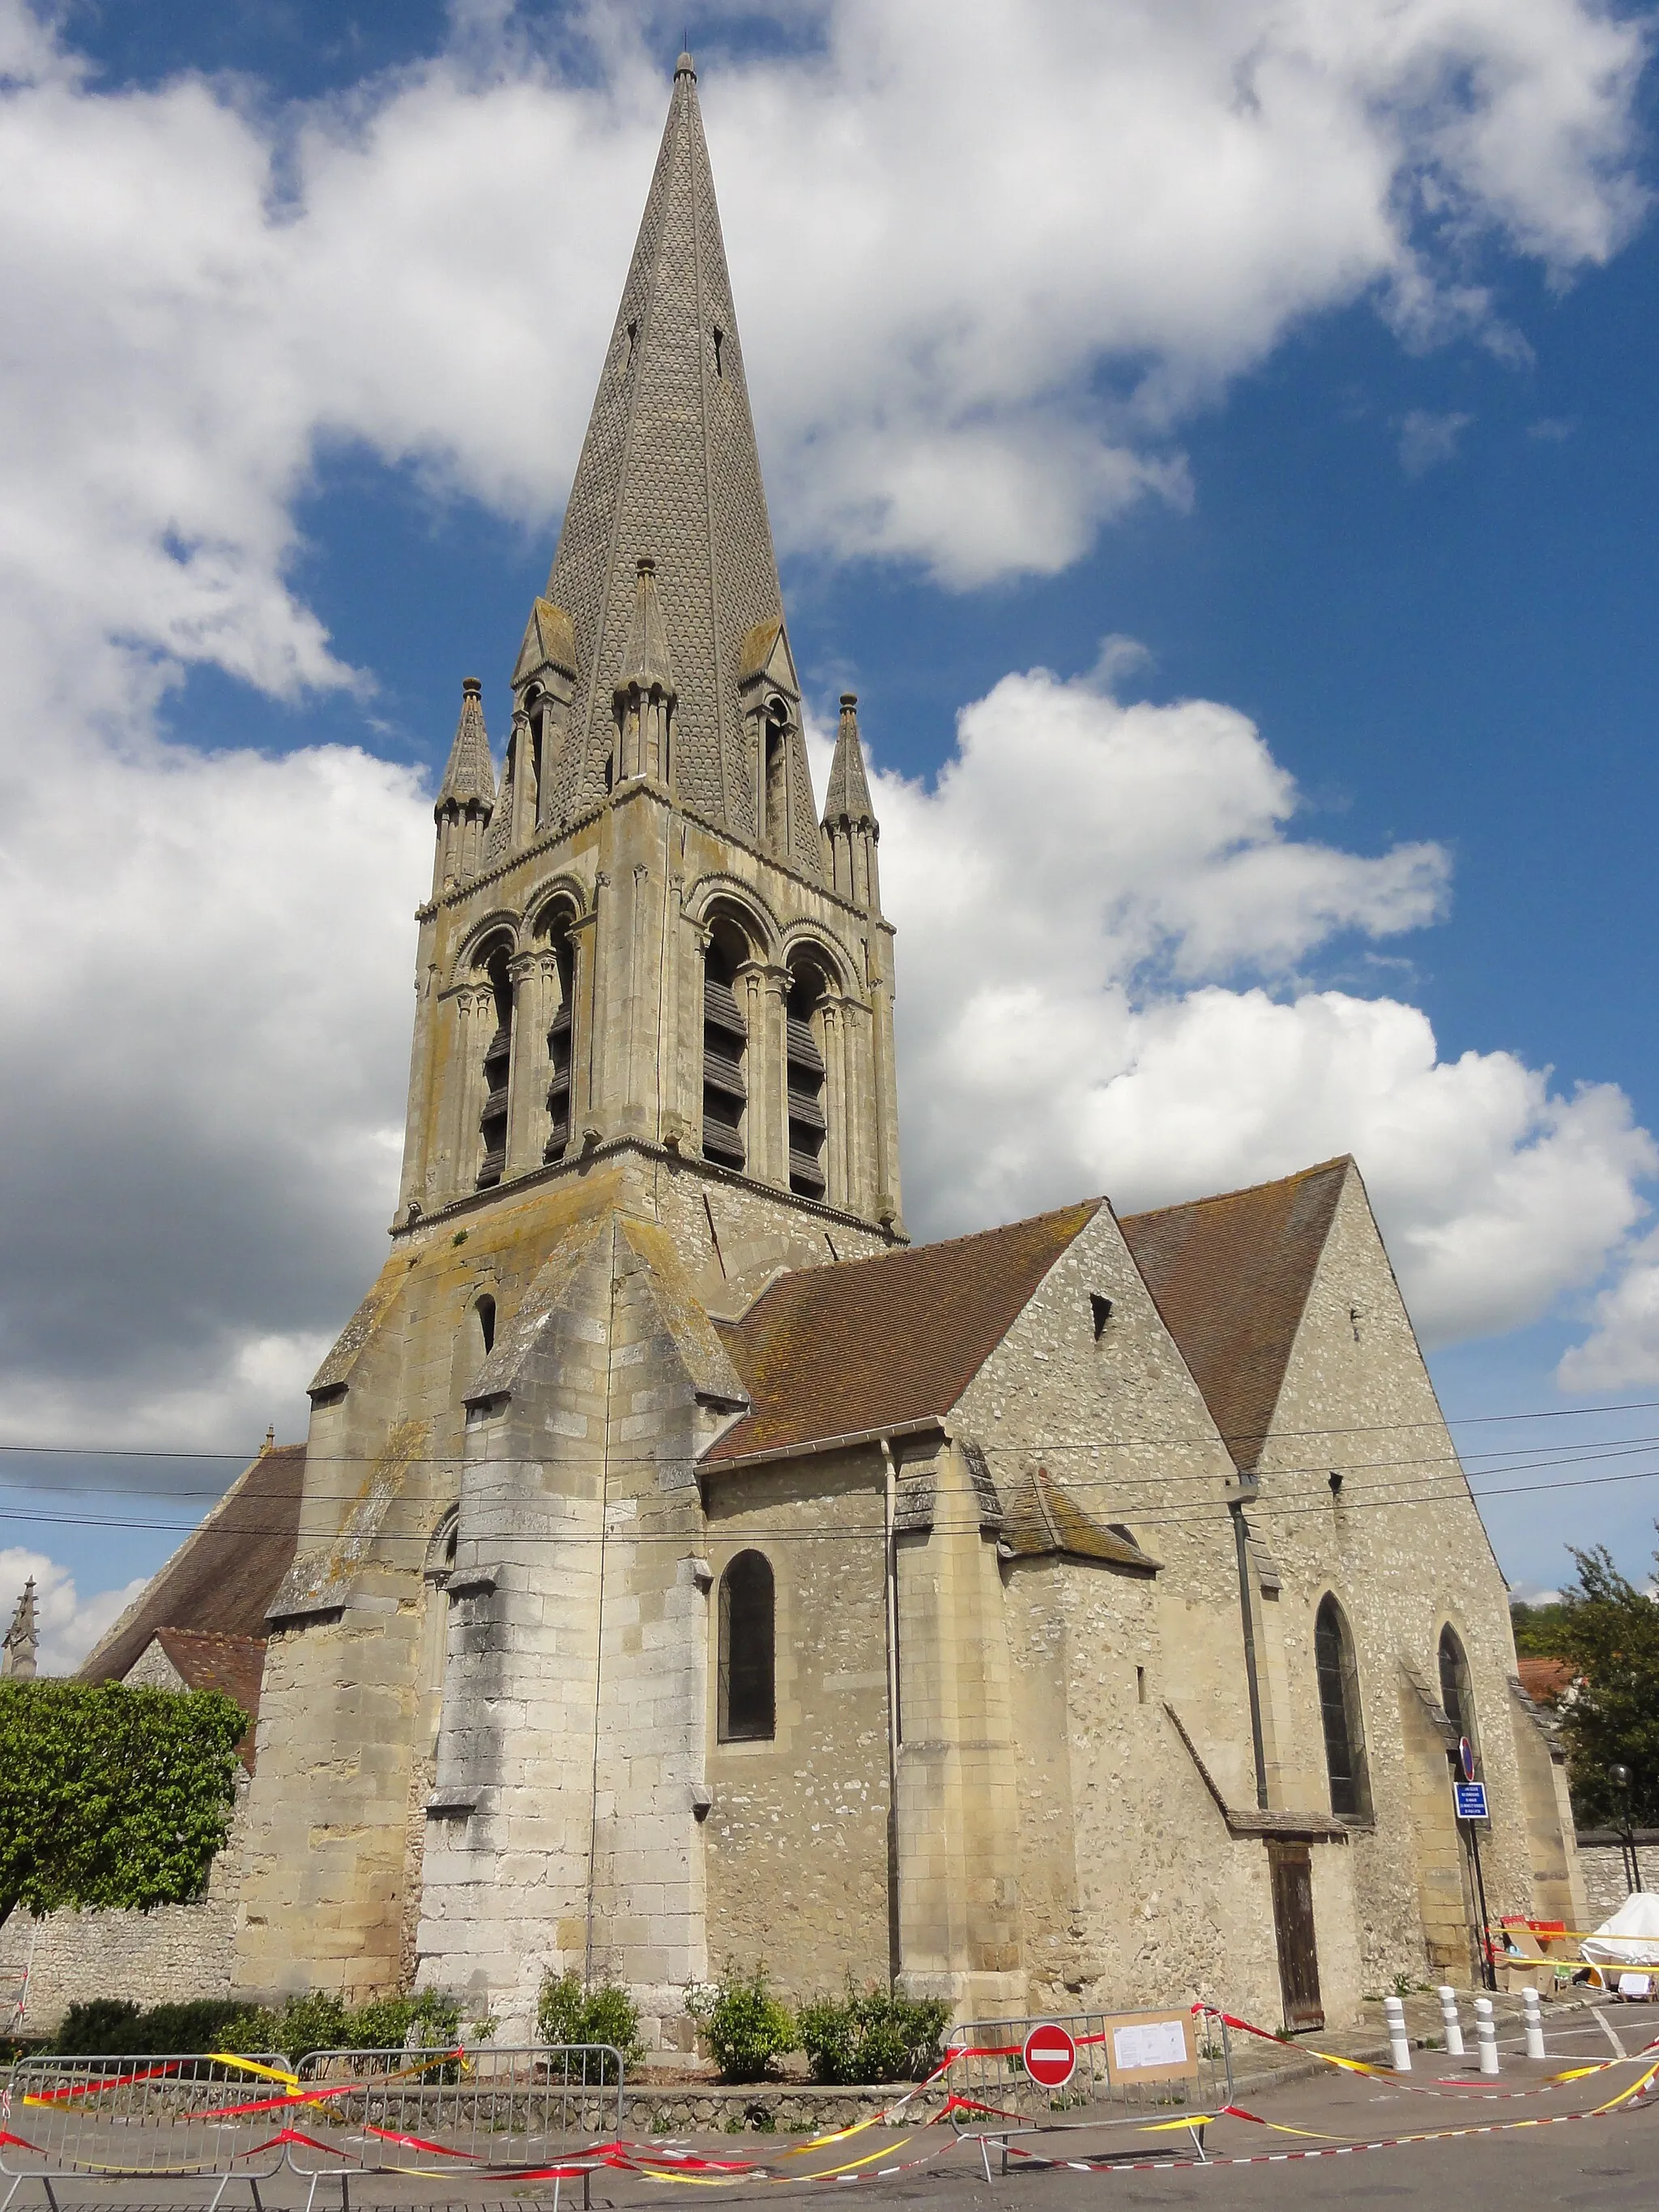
[236,53,905,2037]
[398,49,902,1242]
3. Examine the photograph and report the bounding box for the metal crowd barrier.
[0,2052,292,2212]
[945,2007,1232,2176]
[284,2044,625,2211]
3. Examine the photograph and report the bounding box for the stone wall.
[1575,1834,1659,1925]
[0,1787,247,2037]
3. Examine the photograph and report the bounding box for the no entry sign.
[1022,2022,1078,2090]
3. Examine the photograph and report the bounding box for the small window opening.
[1107,1523,1138,1551]
[1135,1665,1147,1706]
[1316,1594,1370,1819]
[1090,1294,1113,1339]
[1349,1302,1362,1341]
[625,318,638,364]
[476,1295,496,1358]
[1328,1469,1344,1498]
[713,326,724,377]
[718,1550,774,1741]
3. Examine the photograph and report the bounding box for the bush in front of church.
[797,1983,951,2084]
[686,1963,798,2080]
[535,1969,643,2070]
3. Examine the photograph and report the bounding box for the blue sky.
[4,0,1659,1659]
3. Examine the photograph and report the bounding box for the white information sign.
[1112,2019,1189,2073]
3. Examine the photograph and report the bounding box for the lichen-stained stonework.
[53,49,1570,2051]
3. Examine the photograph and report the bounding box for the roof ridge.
[1119,1155,1352,1225]
[728,1197,1105,1322]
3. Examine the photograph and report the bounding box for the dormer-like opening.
[785,958,829,1200]
[762,697,790,851]
[475,942,514,1189]
[702,917,750,1174]
[713,326,725,378]
[1090,1294,1113,1339]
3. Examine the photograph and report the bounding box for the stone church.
[64,53,1581,2049]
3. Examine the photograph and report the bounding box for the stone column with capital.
[441,985,485,1201]
[821,999,849,1211]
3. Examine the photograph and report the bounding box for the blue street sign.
[1455,1780,1489,1822]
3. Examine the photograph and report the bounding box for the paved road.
[12,2001,1656,2211]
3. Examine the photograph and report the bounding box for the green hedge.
[49,1988,469,2059]
[797,1984,950,2084]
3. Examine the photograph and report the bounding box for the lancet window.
[541,911,577,1163]
[718,1550,775,1742]
[1438,1625,1478,1766]
[1315,1595,1370,1819]
[702,923,748,1173]
[476,945,514,1189]
[785,961,829,1200]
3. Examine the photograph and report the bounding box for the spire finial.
[435,676,497,818]
[2,1576,38,1681]
[676,48,695,79]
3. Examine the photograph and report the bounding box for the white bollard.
[1474,1996,1499,2076]
[1438,1984,1465,2058]
[1384,1994,1412,2071]
[1523,1987,1546,2061]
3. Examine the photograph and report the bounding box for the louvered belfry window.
[476,950,513,1188]
[702,935,747,1171]
[785,965,827,1200]
[544,926,575,1163]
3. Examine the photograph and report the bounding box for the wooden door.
[1269,1843,1324,2031]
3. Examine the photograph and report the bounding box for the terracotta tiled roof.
[80,1444,306,1685]
[707,1202,1104,1464]
[1119,1159,1351,1475]
[1517,1656,1577,1707]
[151,1629,267,1768]
[999,1467,1160,1570]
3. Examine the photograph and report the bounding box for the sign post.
[1453,1749,1497,1992]
[1021,2023,1077,2093]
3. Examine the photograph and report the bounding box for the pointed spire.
[436,679,496,815]
[2,1576,38,1681]
[538,58,815,862]
[823,693,876,828]
[616,556,677,698]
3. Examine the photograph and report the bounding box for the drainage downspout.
[880,1437,902,1984]
[1230,1494,1269,1810]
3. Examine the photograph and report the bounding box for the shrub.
[51,1989,472,2061]
[535,1971,643,2067]
[686,1963,797,2082]
[797,1983,951,2085]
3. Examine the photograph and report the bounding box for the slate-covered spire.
[2,1575,37,1681]
[536,53,820,869]
[821,692,881,910]
[433,677,496,894]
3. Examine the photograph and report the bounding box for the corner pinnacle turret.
[821,693,881,910]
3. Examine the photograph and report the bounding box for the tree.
[1550,1539,1659,1829]
[0,1680,246,1930]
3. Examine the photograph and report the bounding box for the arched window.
[761,697,790,850]
[539,907,577,1163]
[718,1550,774,1742]
[785,961,828,1200]
[1315,1596,1370,1818]
[702,920,749,1173]
[1439,1625,1478,1767]
[476,944,514,1188]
